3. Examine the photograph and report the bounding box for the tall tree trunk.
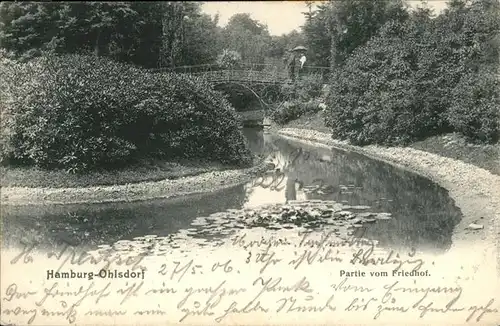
[159,6,169,68]
[94,30,101,57]
[170,4,185,68]
[329,29,337,70]
[327,1,338,72]
[159,2,185,68]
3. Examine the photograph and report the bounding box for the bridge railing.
[148,63,331,83]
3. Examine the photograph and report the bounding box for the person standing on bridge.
[299,54,306,70]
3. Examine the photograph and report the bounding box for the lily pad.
[351,205,371,210]
[191,220,209,226]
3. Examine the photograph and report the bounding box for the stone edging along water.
[0,163,267,206]
[278,128,500,257]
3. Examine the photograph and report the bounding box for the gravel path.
[278,128,500,261]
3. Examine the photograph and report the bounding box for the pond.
[1,128,463,255]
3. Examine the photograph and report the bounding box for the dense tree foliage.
[301,3,331,67]
[267,30,305,60]
[0,2,221,68]
[0,2,309,68]
[302,0,408,67]
[219,13,272,64]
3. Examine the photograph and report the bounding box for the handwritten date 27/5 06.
[157,259,235,282]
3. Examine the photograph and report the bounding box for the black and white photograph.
[1,1,499,325]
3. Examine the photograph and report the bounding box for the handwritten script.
[1,230,499,325]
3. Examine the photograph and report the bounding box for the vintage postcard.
[1,1,499,325]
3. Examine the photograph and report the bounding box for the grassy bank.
[1,157,268,205]
[0,159,236,188]
[280,111,500,176]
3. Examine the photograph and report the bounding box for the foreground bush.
[446,70,499,143]
[326,19,442,145]
[1,54,252,172]
[325,1,500,146]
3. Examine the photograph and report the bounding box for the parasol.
[291,46,308,52]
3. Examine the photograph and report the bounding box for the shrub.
[325,1,500,146]
[326,19,445,146]
[267,73,324,125]
[446,70,500,144]
[270,100,322,125]
[280,73,323,102]
[1,54,252,172]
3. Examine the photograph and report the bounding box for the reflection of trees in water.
[267,136,463,252]
[2,131,464,254]
[1,185,248,251]
[241,128,271,156]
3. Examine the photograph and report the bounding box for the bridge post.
[273,66,278,83]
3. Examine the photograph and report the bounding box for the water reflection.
[1,187,248,252]
[2,128,462,254]
[242,132,462,251]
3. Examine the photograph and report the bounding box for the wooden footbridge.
[149,63,330,85]
[149,63,329,113]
